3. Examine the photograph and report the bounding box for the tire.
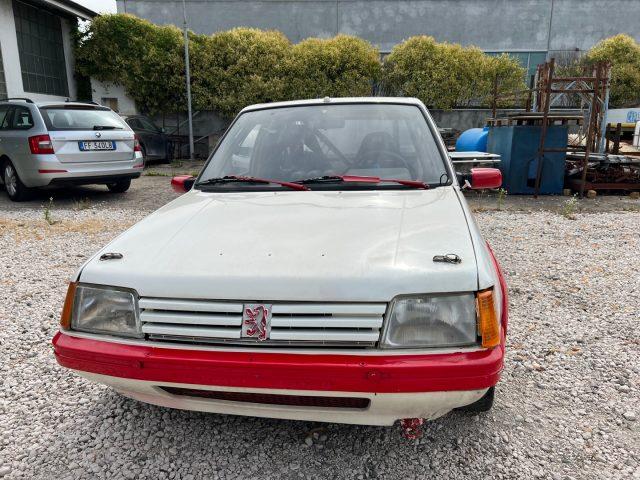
[457,386,495,413]
[106,179,131,193]
[3,160,33,202]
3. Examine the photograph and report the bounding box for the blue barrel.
[455,127,489,152]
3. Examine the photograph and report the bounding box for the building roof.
[35,0,98,20]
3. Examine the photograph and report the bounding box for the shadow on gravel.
[55,388,491,478]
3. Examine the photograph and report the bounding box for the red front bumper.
[52,332,503,393]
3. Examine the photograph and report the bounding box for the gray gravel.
[1,196,639,480]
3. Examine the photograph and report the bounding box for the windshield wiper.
[93,125,120,130]
[294,175,429,189]
[195,175,309,191]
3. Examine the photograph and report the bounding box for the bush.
[76,14,185,113]
[191,28,291,117]
[283,35,381,100]
[76,15,528,116]
[584,34,640,107]
[76,14,186,113]
[382,36,525,109]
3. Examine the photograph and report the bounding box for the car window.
[200,104,448,186]
[10,106,33,129]
[0,106,10,130]
[127,118,143,129]
[139,117,161,132]
[40,107,127,131]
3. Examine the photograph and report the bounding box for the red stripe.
[52,332,502,393]
[38,169,67,173]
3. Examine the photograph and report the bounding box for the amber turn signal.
[60,282,77,329]
[477,289,500,348]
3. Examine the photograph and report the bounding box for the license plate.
[78,140,115,151]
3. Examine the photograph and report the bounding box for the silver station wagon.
[0,99,144,201]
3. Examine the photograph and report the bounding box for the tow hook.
[400,418,424,440]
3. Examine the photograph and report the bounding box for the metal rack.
[530,59,611,197]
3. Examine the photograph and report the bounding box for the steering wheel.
[355,150,413,174]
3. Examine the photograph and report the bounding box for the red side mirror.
[171,175,196,194]
[470,168,502,190]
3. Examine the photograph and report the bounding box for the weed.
[170,160,183,168]
[497,188,507,210]
[562,195,579,220]
[73,197,91,211]
[43,197,58,225]
[144,170,170,177]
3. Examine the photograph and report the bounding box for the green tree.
[585,34,640,107]
[191,28,291,117]
[283,35,381,100]
[75,14,186,114]
[382,36,525,109]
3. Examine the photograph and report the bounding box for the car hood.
[80,187,479,302]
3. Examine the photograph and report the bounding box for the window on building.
[486,51,547,87]
[13,0,69,96]
[0,45,7,100]
[101,97,119,112]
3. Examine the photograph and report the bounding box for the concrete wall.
[0,0,78,102]
[91,79,138,115]
[117,0,640,54]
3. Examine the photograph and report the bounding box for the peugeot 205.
[53,98,507,436]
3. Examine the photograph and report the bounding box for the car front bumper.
[53,332,503,425]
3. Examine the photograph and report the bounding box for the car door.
[0,105,12,160]
[127,118,154,159]
[138,117,165,159]
[1,106,35,178]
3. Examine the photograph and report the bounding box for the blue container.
[487,125,567,195]
[456,127,489,152]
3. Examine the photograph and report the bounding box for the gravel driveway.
[0,186,638,480]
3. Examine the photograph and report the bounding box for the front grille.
[160,387,371,409]
[139,298,386,348]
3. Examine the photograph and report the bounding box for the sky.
[76,0,117,14]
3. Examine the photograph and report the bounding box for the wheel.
[457,386,495,413]
[106,179,131,193]
[3,160,33,201]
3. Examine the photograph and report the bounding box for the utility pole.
[182,0,194,160]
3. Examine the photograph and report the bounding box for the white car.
[53,98,507,433]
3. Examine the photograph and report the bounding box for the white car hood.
[80,187,479,302]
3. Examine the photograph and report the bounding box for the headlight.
[381,293,478,348]
[71,284,141,338]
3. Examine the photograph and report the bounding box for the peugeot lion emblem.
[241,304,272,341]
[95,131,102,138]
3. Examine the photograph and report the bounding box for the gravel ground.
[1,192,639,480]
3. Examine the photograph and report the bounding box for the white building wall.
[90,79,137,115]
[0,0,78,102]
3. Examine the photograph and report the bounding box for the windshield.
[40,107,128,131]
[199,104,449,188]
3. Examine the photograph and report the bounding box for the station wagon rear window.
[200,103,449,188]
[40,106,128,131]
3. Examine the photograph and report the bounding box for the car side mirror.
[457,168,502,190]
[171,175,196,194]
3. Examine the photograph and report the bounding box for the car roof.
[240,97,426,113]
[35,101,106,108]
[0,99,107,109]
